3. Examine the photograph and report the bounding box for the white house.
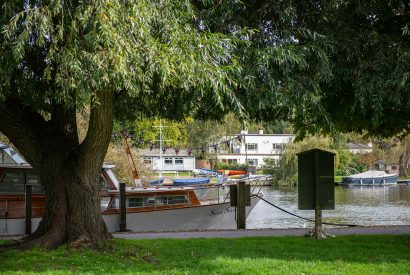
[214,130,294,168]
[140,149,196,172]
[347,142,373,154]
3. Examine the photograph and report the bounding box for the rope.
[256,195,358,227]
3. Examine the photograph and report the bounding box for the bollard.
[119,182,127,231]
[315,206,322,239]
[236,181,246,229]
[314,151,322,239]
[25,184,32,235]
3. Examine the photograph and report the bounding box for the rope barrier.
[256,195,359,227]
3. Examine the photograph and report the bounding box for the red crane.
[120,131,144,187]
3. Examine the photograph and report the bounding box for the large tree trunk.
[399,136,410,178]
[22,152,112,249]
[0,91,114,249]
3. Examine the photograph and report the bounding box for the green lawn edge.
[1,235,409,274]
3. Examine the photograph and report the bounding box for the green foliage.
[1,235,409,274]
[261,157,278,175]
[195,1,410,138]
[314,1,410,137]
[114,118,188,148]
[212,161,248,171]
[1,1,244,120]
[269,135,354,185]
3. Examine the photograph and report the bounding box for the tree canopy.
[194,0,410,137]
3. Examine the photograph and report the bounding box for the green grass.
[0,235,409,274]
[334,176,343,183]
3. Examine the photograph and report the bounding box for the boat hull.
[217,170,247,176]
[342,174,397,185]
[0,196,260,235]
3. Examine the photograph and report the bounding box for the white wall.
[217,134,294,168]
[144,156,196,171]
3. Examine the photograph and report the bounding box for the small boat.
[342,170,397,185]
[217,169,247,176]
[172,177,210,186]
[227,174,273,185]
[193,168,217,177]
[0,143,261,235]
[148,178,164,186]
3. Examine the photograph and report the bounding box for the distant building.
[139,149,195,172]
[373,159,399,174]
[347,142,373,154]
[214,130,294,168]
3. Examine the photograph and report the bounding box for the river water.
[247,185,410,229]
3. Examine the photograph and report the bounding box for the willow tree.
[0,1,244,248]
[196,1,409,137]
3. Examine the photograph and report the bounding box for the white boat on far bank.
[342,170,397,185]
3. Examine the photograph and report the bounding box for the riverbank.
[1,234,409,274]
[112,225,410,240]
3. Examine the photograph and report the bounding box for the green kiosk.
[297,148,335,239]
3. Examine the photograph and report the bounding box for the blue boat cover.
[172,178,210,186]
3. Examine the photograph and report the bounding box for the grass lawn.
[0,235,409,274]
[334,176,343,183]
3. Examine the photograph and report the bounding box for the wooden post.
[236,181,246,229]
[25,184,32,235]
[315,206,322,239]
[314,151,322,239]
[119,182,127,232]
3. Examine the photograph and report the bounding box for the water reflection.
[247,185,410,229]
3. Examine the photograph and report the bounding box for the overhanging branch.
[0,99,47,167]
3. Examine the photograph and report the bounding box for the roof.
[138,148,195,157]
[296,148,336,156]
[0,142,30,166]
[347,142,372,150]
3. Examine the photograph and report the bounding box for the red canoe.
[217,169,247,175]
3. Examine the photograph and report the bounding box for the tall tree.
[0,1,244,248]
[398,136,410,177]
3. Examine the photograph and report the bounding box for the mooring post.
[315,206,322,239]
[314,151,322,239]
[119,182,127,232]
[237,181,246,229]
[25,184,32,235]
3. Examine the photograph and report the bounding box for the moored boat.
[172,177,210,186]
[192,168,217,177]
[217,169,247,176]
[0,143,261,235]
[342,170,397,185]
[149,178,164,186]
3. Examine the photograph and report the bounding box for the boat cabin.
[0,143,201,221]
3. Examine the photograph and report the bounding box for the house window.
[246,143,258,151]
[228,159,238,164]
[143,157,152,164]
[272,143,283,151]
[164,158,173,164]
[175,158,183,164]
[247,159,258,166]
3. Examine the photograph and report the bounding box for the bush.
[212,161,249,171]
